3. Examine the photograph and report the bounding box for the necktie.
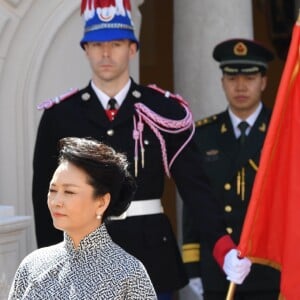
[238,121,249,145]
[107,98,117,110]
[106,98,118,121]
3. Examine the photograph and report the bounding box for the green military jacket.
[182,105,280,292]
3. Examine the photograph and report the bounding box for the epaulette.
[195,115,218,127]
[147,84,189,106]
[37,87,79,110]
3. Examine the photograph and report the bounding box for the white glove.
[189,277,203,297]
[223,249,251,284]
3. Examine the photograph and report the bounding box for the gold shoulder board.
[195,115,218,127]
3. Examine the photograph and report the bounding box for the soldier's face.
[222,73,267,118]
[84,40,137,85]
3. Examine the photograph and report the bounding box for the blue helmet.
[80,0,139,49]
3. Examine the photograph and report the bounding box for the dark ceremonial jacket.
[182,106,280,293]
[32,79,228,293]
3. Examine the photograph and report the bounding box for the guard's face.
[47,161,109,245]
[222,73,267,118]
[84,40,137,86]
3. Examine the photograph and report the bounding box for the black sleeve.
[182,203,202,279]
[32,110,63,247]
[170,132,227,248]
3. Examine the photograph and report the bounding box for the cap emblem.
[234,42,248,56]
[98,6,116,22]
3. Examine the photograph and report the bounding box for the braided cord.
[133,85,194,177]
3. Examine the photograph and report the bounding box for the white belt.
[109,199,163,220]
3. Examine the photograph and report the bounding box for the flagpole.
[226,282,236,300]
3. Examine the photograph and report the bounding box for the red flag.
[238,17,300,299]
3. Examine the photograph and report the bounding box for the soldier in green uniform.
[182,38,281,299]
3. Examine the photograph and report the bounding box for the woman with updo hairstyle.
[57,137,136,221]
[8,137,156,300]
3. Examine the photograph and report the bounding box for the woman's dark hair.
[58,137,136,220]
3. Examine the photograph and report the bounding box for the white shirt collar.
[91,80,131,109]
[228,102,263,138]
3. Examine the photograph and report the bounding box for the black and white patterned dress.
[8,224,156,299]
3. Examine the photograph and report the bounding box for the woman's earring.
[96,214,102,220]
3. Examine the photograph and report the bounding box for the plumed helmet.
[80,0,139,49]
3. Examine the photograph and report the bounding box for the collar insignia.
[221,123,227,133]
[259,122,266,132]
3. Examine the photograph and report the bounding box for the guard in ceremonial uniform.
[32,3,251,299]
[182,38,281,299]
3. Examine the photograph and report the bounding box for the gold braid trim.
[182,243,200,263]
[248,159,258,171]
